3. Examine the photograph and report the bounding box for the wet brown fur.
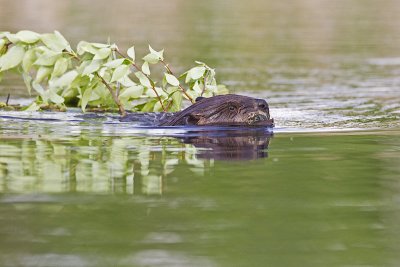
[159,94,274,127]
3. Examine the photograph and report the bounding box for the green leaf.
[0,32,10,39]
[52,57,69,77]
[165,73,179,86]
[16,30,40,43]
[75,60,90,74]
[33,50,61,66]
[127,46,135,62]
[82,60,101,75]
[0,39,5,55]
[0,45,25,71]
[32,82,48,102]
[167,87,183,112]
[135,71,152,88]
[149,45,164,61]
[142,61,150,75]
[25,102,40,111]
[103,58,126,68]
[117,75,136,87]
[141,99,157,112]
[49,70,78,88]
[22,48,37,72]
[81,87,93,112]
[22,73,32,95]
[193,80,202,93]
[35,66,52,83]
[171,91,183,111]
[41,31,71,52]
[90,83,108,100]
[119,85,144,99]
[62,87,77,99]
[146,86,166,98]
[77,41,98,55]
[91,43,111,48]
[186,66,206,82]
[54,31,72,52]
[153,100,163,112]
[162,75,167,88]
[111,64,130,82]
[49,89,64,104]
[217,84,229,94]
[93,48,111,60]
[202,90,213,98]
[185,89,197,101]
[142,53,159,64]
[98,67,112,82]
[4,32,19,43]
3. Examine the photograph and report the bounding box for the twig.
[6,93,10,106]
[165,100,173,111]
[96,73,127,117]
[160,60,194,103]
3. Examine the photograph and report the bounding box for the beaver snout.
[254,114,267,122]
[247,113,268,124]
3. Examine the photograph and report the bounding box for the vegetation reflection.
[0,132,272,194]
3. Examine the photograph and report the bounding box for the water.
[1,0,400,266]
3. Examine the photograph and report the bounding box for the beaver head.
[159,94,274,127]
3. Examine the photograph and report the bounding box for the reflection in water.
[1,131,400,267]
[0,127,272,194]
[181,132,271,160]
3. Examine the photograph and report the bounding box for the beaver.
[121,94,274,127]
[181,133,272,160]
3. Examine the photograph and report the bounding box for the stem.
[160,60,194,103]
[131,61,166,111]
[96,73,127,117]
[111,50,121,97]
[200,76,206,97]
[6,93,10,106]
[165,100,173,111]
[66,51,81,62]
[68,51,127,116]
[114,49,167,112]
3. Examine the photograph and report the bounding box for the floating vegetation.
[0,31,228,115]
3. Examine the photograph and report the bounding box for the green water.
[0,130,399,266]
[1,0,400,266]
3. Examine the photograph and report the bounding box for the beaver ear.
[195,97,205,102]
[183,114,200,125]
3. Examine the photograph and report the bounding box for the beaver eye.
[228,105,236,111]
[258,103,267,110]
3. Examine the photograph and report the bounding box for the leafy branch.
[0,30,228,115]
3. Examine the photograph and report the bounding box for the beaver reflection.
[180,132,272,160]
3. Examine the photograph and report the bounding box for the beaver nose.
[257,99,268,110]
[254,114,267,122]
